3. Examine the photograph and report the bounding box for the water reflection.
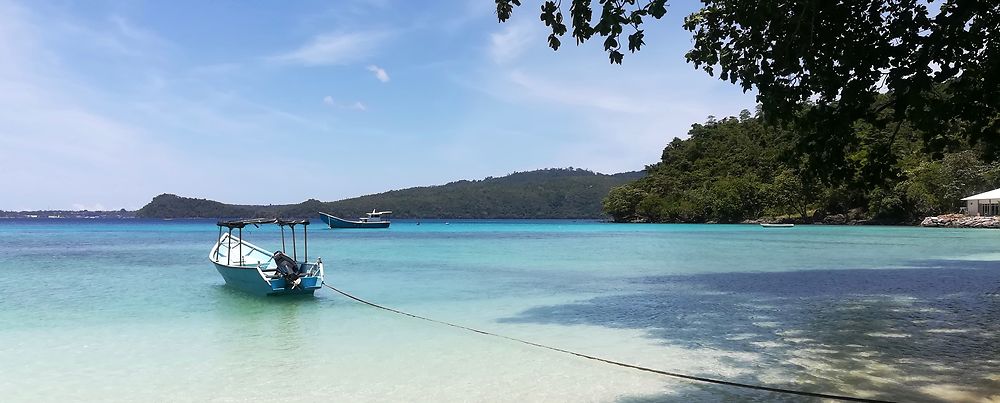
[501,260,1000,402]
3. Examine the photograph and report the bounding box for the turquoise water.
[1,220,998,402]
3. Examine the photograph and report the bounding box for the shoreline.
[6,215,999,229]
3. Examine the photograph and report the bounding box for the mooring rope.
[322,283,894,403]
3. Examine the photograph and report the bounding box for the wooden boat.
[209,218,323,296]
[760,223,795,228]
[319,210,391,229]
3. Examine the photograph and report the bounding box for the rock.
[847,207,866,221]
[921,214,1000,228]
[920,217,939,226]
[824,214,848,225]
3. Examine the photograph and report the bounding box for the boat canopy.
[215,218,312,263]
[216,218,310,228]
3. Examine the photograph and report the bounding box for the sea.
[0,219,997,402]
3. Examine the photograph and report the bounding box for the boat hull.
[213,263,320,296]
[319,213,390,229]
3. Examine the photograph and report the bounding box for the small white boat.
[760,223,795,228]
[209,218,323,296]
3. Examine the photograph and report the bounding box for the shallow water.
[1,219,998,402]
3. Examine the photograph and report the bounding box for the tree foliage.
[602,185,649,221]
[495,0,668,64]
[606,109,1000,223]
[498,0,1000,172]
[686,0,1000,174]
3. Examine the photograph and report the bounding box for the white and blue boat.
[209,218,324,296]
[319,209,391,229]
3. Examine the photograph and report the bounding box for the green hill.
[137,168,643,219]
[603,109,1000,224]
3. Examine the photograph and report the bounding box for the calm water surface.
[0,219,998,402]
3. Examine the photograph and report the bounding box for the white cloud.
[72,203,107,211]
[463,25,756,175]
[0,2,330,209]
[367,64,389,82]
[505,70,649,114]
[109,15,168,50]
[272,31,388,66]
[322,95,366,111]
[489,21,537,64]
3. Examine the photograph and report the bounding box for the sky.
[0,0,755,211]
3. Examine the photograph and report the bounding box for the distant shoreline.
[0,210,135,219]
[8,212,991,229]
[0,216,929,227]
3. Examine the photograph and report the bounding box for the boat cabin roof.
[216,218,311,228]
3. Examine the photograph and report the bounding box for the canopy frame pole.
[216,226,222,260]
[291,224,297,261]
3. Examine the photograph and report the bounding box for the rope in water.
[321,283,895,403]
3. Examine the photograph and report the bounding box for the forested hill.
[137,168,643,219]
[603,110,1000,224]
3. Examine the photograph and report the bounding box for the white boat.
[760,223,795,228]
[319,209,391,228]
[209,218,324,296]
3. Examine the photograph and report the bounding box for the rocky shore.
[920,214,1000,228]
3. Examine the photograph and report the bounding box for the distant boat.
[318,210,391,229]
[209,218,323,296]
[761,223,795,228]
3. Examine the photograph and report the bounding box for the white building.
[962,188,1000,216]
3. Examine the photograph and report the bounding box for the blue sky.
[0,0,754,210]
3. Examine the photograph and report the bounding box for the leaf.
[553,12,567,35]
[570,0,595,43]
[609,49,624,64]
[648,0,667,19]
[604,36,618,51]
[495,0,515,22]
[548,33,561,50]
[630,11,644,25]
[628,30,645,52]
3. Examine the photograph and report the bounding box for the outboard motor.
[273,251,302,289]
